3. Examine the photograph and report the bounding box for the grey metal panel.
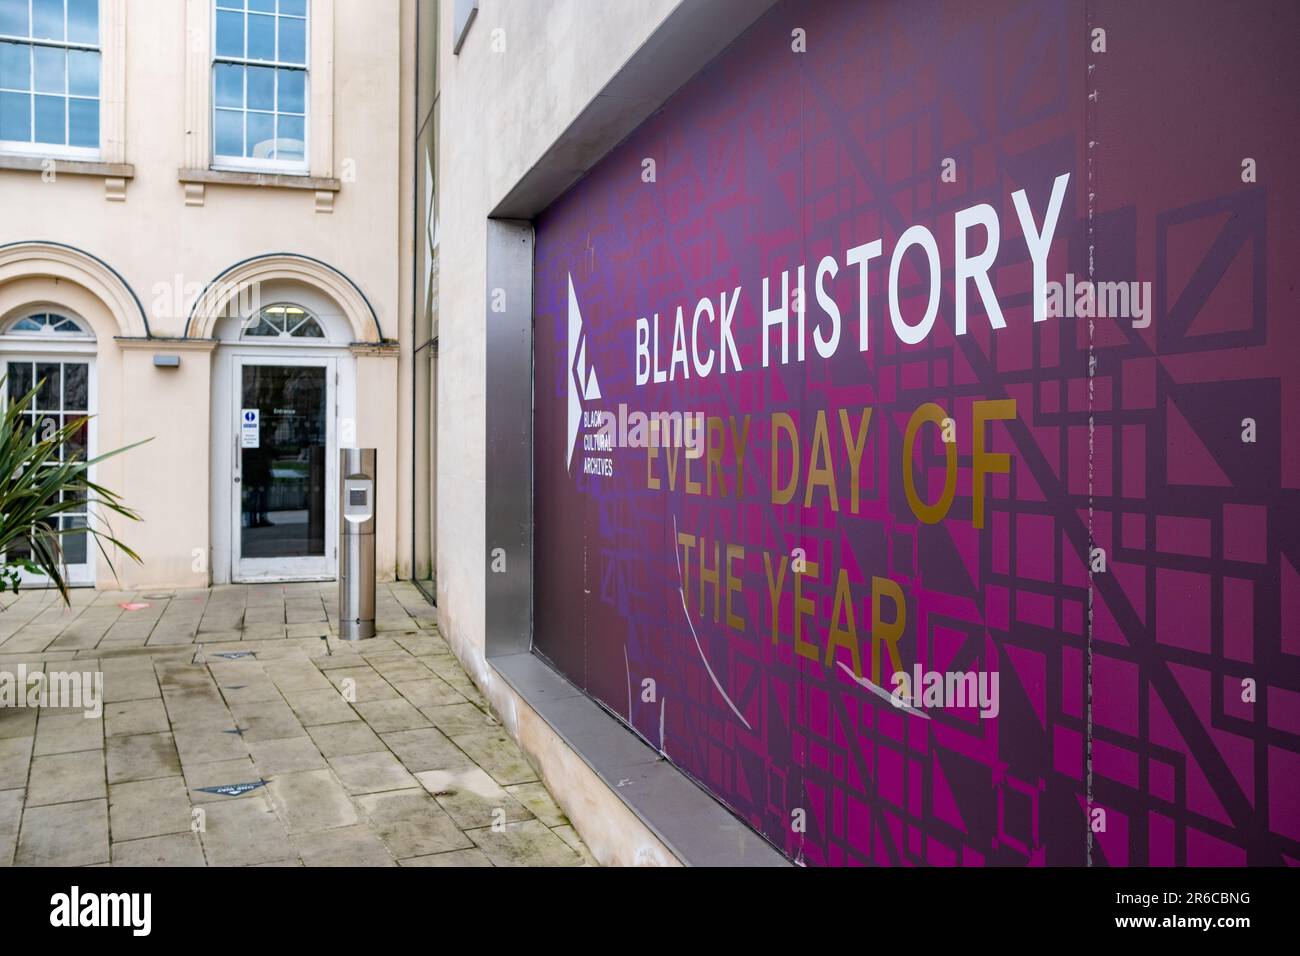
[489,0,780,220]
[489,650,585,703]
[484,220,534,658]
[612,760,790,867]
[535,695,664,774]
[490,652,790,867]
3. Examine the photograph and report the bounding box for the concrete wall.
[0,0,412,589]
[435,0,685,866]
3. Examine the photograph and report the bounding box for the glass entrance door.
[233,357,335,581]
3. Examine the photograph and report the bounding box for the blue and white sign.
[240,408,260,448]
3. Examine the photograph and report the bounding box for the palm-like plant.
[0,376,146,604]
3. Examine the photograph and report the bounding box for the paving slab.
[108,775,194,841]
[467,819,584,867]
[27,750,106,806]
[291,824,395,866]
[32,711,103,756]
[106,733,182,784]
[248,736,327,776]
[104,699,170,737]
[306,721,386,758]
[356,788,474,858]
[113,832,206,866]
[16,798,109,866]
[328,751,417,795]
[420,702,498,737]
[353,698,430,733]
[451,730,539,786]
[380,728,473,774]
[198,793,294,866]
[266,769,358,833]
[415,767,534,830]
[283,688,358,726]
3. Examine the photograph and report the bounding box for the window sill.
[177,167,342,212]
[0,155,134,201]
[0,154,134,178]
[178,167,341,191]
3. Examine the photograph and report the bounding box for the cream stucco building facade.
[0,0,785,866]
[0,0,417,591]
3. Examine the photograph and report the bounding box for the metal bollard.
[339,448,376,640]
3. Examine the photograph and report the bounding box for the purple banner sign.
[533,0,1300,866]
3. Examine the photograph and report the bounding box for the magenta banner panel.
[532,0,1300,865]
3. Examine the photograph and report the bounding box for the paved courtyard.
[0,581,593,867]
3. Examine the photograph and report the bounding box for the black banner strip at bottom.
[0,865,1287,941]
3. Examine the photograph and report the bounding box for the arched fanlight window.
[3,312,93,338]
[241,303,325,340]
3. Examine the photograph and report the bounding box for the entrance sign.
[531,0,1300,866]
[240,408,259,449]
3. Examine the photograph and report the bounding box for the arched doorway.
[0,308,98,586]
[210,292,358,583]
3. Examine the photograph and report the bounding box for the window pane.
[246,109,273,157]
[278,15,304,64]
[214,62,242,108]
[0,89,29,138]
[246,64,273,109]
[68,95,95,146]
[7,361,33,401]
[249,0,274,12]
[63,362,88,410]
[67,0,97,44]
[36,363,61,409]
[67,48,96,95]
[215,9,244,57]
[276,112,303,160]
[216,0,245,9]
[33,45,63,93]
[0,0,30,38]
[64,416,87,460]
[33,92,64,143]
[61,516,87,564]
[32,0,63,41]
[0,40,27,90]
[214,107,242,156]
[279,0,306,16]
[277,66,302,113]
[247,12,274,60]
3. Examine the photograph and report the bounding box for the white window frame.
[3,309,95,338]
[209,0,310,175]
[0,0,104,160]
[240,301,325,340]
[0,322,99,588]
